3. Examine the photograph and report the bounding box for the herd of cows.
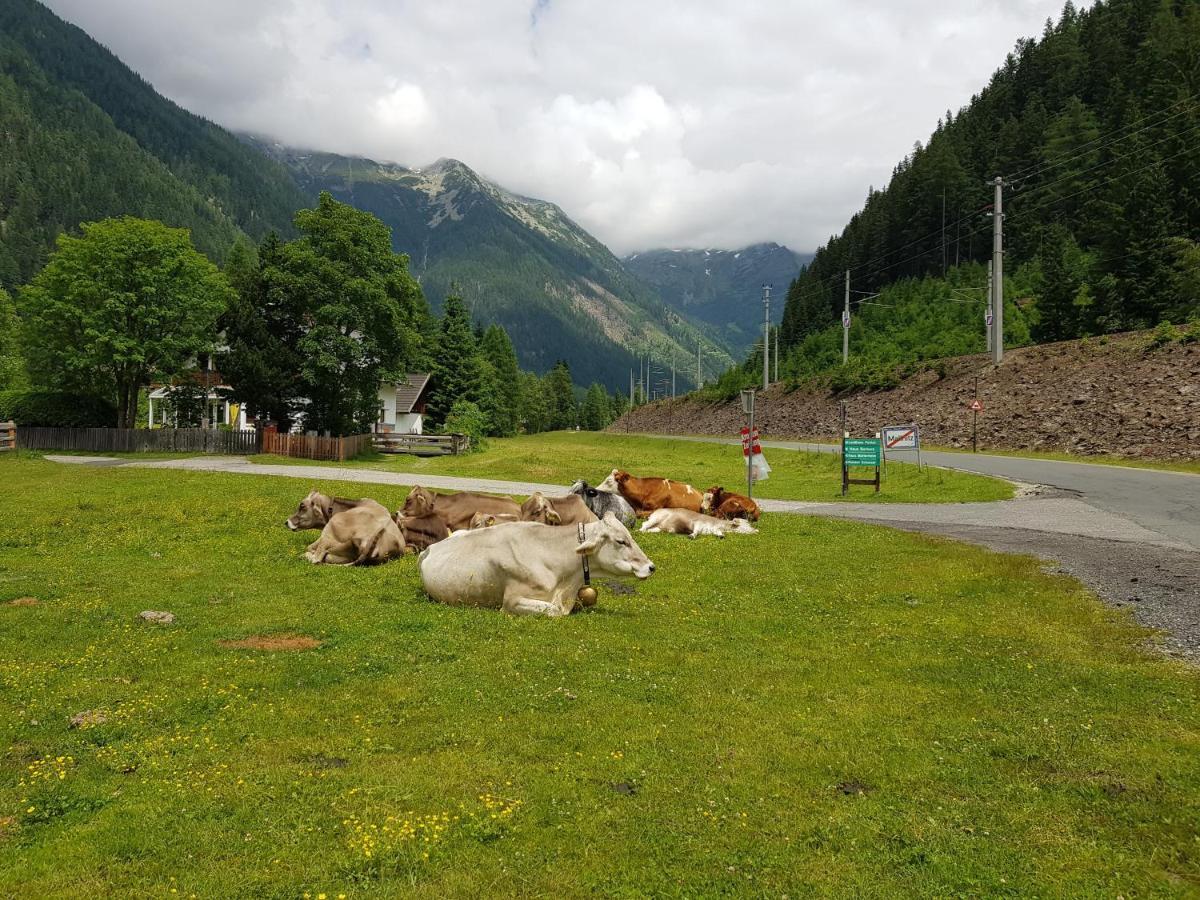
[283,469,762,617]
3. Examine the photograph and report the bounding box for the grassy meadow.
[252,431,1014,503]
[1,454,1197,897]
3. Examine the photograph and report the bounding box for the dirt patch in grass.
[0,815,16,841]
[6,597,38,607]
[217,633,322,652]
[837,780,871,796]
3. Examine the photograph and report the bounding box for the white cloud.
[43,0,1088,254]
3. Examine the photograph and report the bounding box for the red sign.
[969,399,983,412]
[741,427,761,456]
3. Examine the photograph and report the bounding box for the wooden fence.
[16,427,262,454]
[0,421,15,452]
[261,431,374,462]
[373,432,470,456]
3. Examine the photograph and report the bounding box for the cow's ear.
[320,496,334,522]
[576,532,601,555]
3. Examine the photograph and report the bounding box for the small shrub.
[443,400,489,453]
[0,389,117,427]
[1148,320,1183,348]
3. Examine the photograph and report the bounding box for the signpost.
[969,397,983,453]
[881,424,922,470]
[741,389,756,498]
[841,436,882,495]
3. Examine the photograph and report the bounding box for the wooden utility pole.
[991,176,1005,364]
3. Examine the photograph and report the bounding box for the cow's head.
[286,490,333,531]
[521,492,562,525]
[402,485,436,518]
[701,486,726,515]
[568,479,590,497]
[596,469,628,495]
[469,511,499,529]
[577,512,655,580]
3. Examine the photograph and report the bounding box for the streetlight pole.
[762,283,771,390]
[992,176,1005,364]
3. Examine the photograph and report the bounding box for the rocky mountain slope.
[612,330,1200,461]
[259,147,733,389]
[623,243,812,353]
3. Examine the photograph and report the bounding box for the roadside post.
[842,436,882,495]
[741,389,756,499]
[970,376,982,453]
[881,424,922,471]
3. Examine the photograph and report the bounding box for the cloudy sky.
[46,0,1082,255]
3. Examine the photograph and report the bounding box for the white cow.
[640,508,758,539]
[418,512,655,616]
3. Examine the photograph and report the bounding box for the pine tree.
[427,292,485,427]
[543,360,575,430]
[517,370,549,434]
[479,324,519,436]
[580,382,610,430]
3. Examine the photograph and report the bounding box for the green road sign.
[843,438,881,466]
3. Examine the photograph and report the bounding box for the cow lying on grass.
[419,512,655,616]
[598,469,703,515]
[395,509,450,552]
[402,485,521,532]
[569,480,637,529]
[701,486,761,522]
[286,491,386,531]
[305,505,407,565]
[640,508,758,539]
[520,491,597,526]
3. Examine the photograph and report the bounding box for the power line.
[1005,90,1200,185]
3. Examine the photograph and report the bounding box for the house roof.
[394,373,432,413]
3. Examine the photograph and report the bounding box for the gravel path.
[46,453,1199,661]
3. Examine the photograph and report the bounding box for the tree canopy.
[18,216,231,427]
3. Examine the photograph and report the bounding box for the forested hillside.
[623,244,811,354]
[0,0,305,286]
[266,147,732,388]
[780,0,1199,366]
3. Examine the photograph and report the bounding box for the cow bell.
[577,585,598,608]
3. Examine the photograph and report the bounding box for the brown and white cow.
[305,505,406,565]
[286,491,387,531]
[419,512,655,616]
[640,508,758,539]
[401,486,521,532]
[596,469,703,515]
[701,486,761,522]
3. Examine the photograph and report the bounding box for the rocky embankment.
[612,331,1200,460]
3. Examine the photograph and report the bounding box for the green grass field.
[252,432,1014,503]
[1,455,1197,897]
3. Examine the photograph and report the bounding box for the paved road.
[653,435,1200,551]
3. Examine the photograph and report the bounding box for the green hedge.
[0,389,118,427]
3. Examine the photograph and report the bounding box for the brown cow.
[305,506,406,565]
[468,511,520,529]
[286,491,386,531]
[701,486,761,522]
[401,485,521,532]
[396,511,450,551]
[523,492,598,526]
[596,469,702,515]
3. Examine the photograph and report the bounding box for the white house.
[147,356,249,429]
[376,373,432,434]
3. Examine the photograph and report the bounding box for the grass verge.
[1,456,1197,897]
[251,432,1014,503]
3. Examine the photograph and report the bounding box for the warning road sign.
[969,399,983,412]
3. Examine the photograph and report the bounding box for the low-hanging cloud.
[44,0,1086,255]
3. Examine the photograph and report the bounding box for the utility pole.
[671,349,676,398]
[773,328,779,383]
[629,368,634,407]
[762,283,771,390]
[986,260,994,354]
[843,269,851,365]
[697,338,702,389]
[991,176,1005,365]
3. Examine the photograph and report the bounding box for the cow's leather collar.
[577,521,591,586]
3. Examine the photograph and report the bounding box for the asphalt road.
[657,435,1200,551]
